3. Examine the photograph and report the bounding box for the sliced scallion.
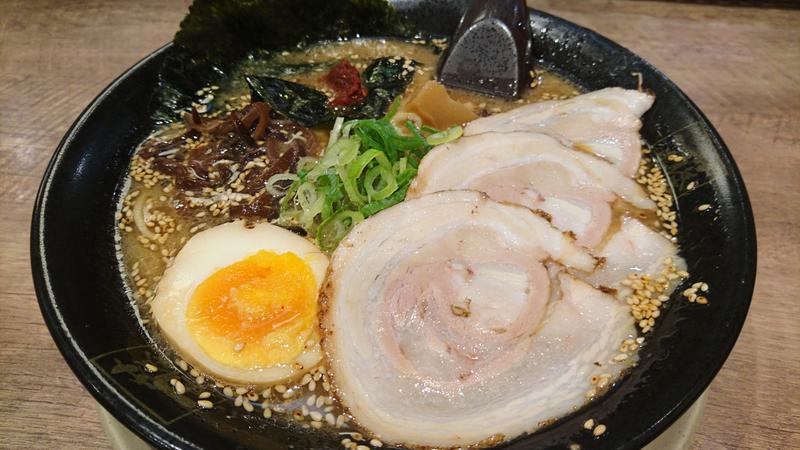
[277,109,464,252]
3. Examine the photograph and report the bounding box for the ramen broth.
[115,38,675,444]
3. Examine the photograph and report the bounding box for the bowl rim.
[31,9,757,450]
[31,44,194,450]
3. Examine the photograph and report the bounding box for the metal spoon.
[437,0,531,99]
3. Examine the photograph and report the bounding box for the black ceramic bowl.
[32,1,756,449]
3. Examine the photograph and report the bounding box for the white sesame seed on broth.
[114,35,704,449]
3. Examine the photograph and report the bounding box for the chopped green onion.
[336,139,359,166]
[383,97,402,121]
[278,108,465,252]
[328,116,345,148]
[360,182,410,217]
[296,156,318,172]
[364,165,397,201]
[265,173,299,196]
[317,210,364,253]
[296,182,318,212]
[426,125,463,146]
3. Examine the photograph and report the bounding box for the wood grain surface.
[0,1,797,449]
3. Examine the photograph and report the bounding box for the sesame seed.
[235,387,248,395]
[174,380,186,395]
[370,439,384,447]
[697,204,711,211]
[584,419,595,430]
[197,400,213,409]
[223,386,234,397]
[593,424,607,436]
[234,395,243,407]
[274,384,287,393]
[263,407,272,418]
[144,363,158,373]
[198,391,211,399]
[667,154,684,162]
[243,398,254,412]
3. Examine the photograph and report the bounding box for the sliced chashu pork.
[589,216,685,290]
[321,191,635,448]
[464,87,654,177]
[407,131,654,248]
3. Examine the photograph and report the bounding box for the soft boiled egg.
[150,221,329,385]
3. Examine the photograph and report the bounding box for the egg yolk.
[186,250,318,369]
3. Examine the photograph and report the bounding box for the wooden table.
[1,1,797,448]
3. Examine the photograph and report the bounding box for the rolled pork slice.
[464,87,654,177]
[588,216,686,290]
[407,131,654,248]
[321,191,635,448]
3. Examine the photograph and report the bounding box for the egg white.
[150,220,329,385]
